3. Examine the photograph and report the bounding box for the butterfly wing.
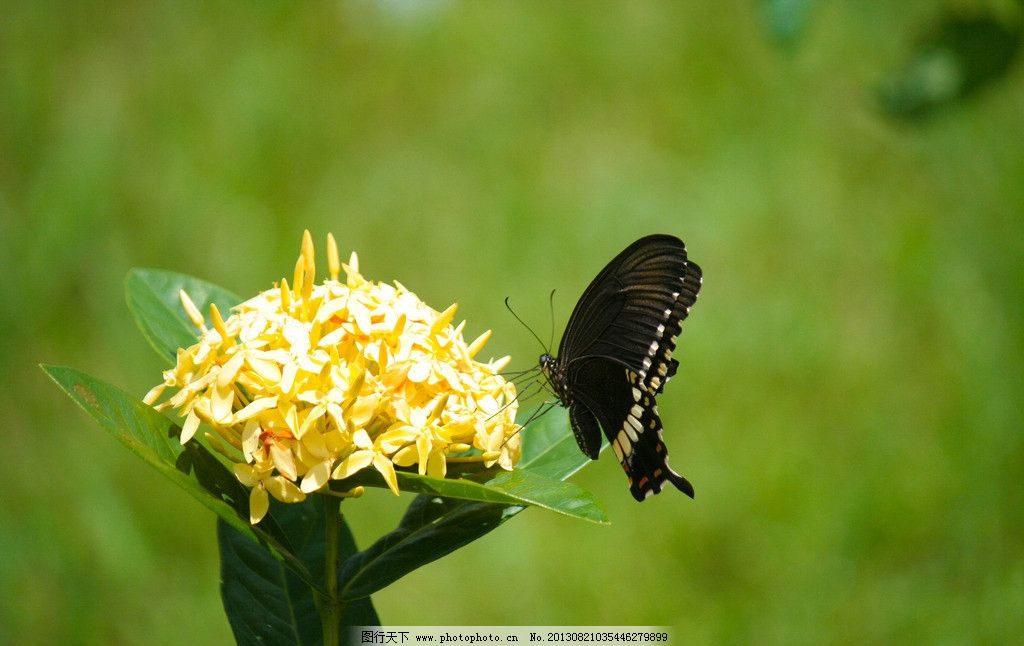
[568,402,602,460]
[556,235,701,499]
[558,234,701,390]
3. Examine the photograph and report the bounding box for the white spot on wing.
[627,415,642,434]
[617,432,633,456]
[622,422,638,443]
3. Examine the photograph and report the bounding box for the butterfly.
[539,234,701,501]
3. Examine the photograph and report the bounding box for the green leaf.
[219,516,321,646]
[42,364,315,587]
[339,407,606,600]
[44,363,180,464]
[339,495,515,600]
[335,464,606,525]
[220,497,378,646]
[519,406,609,481]
[125,268,242,363]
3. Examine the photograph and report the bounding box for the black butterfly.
[540,234,701,501]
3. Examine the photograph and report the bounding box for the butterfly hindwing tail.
[620,380,695,501]
[570,359,694,500]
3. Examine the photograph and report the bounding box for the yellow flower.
[145,230,521,524]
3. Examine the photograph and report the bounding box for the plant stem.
[322,494,343,646]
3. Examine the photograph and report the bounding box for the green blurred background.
[3,1,1023,643]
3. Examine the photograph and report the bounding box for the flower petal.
[301,427,329,459]
[231,396,279,424]
[179,409,201,444]
[280,362,298,395]
[247,355,282,382]
[352,428,373,450]
[217,351,245,388]
[142,382,167,406]
[377,426,418,454]
[426,449,446,479]
[179,289,206,331]
[234,462,259,487]
[210,383,235,423]
[407,361,431,383]
[331,450,374,480]
[269,442,298,481]
[241,420,261,462]
[296,403,326,439]
[466,329,491,358]
[372,453,400,496]
[392,446,418,467]
[416,432,432,475]
[348,393,380,427]
[265,475,305,503]
[249,486,269,524]
[300,461,331,493]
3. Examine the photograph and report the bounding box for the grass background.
[2,2,1023,643]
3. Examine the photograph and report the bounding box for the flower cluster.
[145,231,521,523]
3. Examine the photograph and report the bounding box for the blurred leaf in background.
[880,9,1022,119]
[762,0,817,47]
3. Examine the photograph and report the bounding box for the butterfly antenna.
[504,296,548,352]
[484,379,544,424]
[547,288,557,351]
[521,399,558,429]
[508,366,543,386]
[499,399,559,450]
[500,365,542,380]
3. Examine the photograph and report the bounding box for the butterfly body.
[540,234,701,501]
